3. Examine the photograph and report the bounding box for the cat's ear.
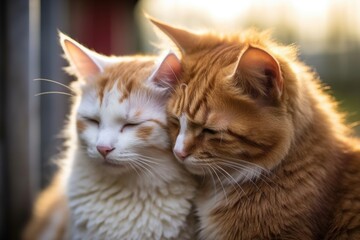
[149,52,181,89]
[230,45,283,101]
[59,32,106,80]
[146,15,200,54]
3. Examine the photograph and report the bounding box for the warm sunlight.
[136,0,360,134]
[3,1,360,239]
[138,0,360,54]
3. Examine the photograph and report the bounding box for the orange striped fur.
[150,18,360,239]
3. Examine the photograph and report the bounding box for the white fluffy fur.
[58,34,196,240]
[66,150,195,240]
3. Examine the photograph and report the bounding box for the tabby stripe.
[181,85,188,115]
[194,101,209,124]
[148,119,167,129]
[173,96,181,116]
[188,75,214,118]
[188,97,206,119]
[208,45,230,65]
[202,77,215,115]
[206,44,239,69]
[119,80,134,103]
[208,137,235,144]
[237,150,268,160]
[188,84,205,116]
[227,130,271,150]
[175,86,186,116]
[197,156,214,160]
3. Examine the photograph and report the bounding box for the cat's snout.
[174,149,190,161]
[97,146,115,158]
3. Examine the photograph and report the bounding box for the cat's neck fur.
[70,146,188,189]
[66,146,196,240]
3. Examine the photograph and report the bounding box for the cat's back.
[325,139,360,239]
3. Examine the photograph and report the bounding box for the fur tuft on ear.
[146,14,200,55]
[231,45,283,102]
[59,32,105,81]
[149,52,181,90]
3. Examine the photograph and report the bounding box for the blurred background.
[0,0,359,238]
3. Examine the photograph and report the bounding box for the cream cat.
[24,34,196,240]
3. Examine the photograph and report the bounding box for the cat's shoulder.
[325,140,360,239]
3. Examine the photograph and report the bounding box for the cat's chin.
[182,158,208,176]
[103,158,126,168]
[88,157,131,175]
[184,166,205,175]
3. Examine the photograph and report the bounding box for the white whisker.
[136,157,161,165]
[219,159,278,189]
[220,162,261,191]
[127,161,141,178]
[206,167,218,200]
[208,163,229,204]
[215,164,248,197]
[124,153,162,166]
[200,167,207,185]
[34,78,76,93]
[35,91,74,97]
[131,160,155,179]
[219,156,269,173]
[135,160,168,182]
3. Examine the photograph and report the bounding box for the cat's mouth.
[102,158,125,168]
[182,157,214,175]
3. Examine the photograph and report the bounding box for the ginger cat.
[150,17,360,239]
[24,33,197,240]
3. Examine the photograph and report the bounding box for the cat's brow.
[187,74,216,120]
[147,119,167,129]
[227,129,272,151]
[187,118,205,129]
[173,85,188,116]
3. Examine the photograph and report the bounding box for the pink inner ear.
[63,39,101,78]
[239,46,283,95]
[153,53,181,88]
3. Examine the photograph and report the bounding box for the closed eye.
[84,117,99,125]
[121,122,141,132]
[203,128,217,135]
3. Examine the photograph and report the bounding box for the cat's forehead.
[170,44,240,115]
[170,83,223,126]
[169,43,254,126]
[96,59,155,103]
[79,58,167,121]
[180,43,241,89]
[170,86,257,131]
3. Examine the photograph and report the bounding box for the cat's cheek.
[77,127,99,153]
[87,147,101,159]
[153,130,172,150]
[76,119,87,134]
[76,120,97,138]
[135,126,154,141]
[77,129,89,145]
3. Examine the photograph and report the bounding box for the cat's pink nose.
[174,149,189,161]
[97,146,115,158]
